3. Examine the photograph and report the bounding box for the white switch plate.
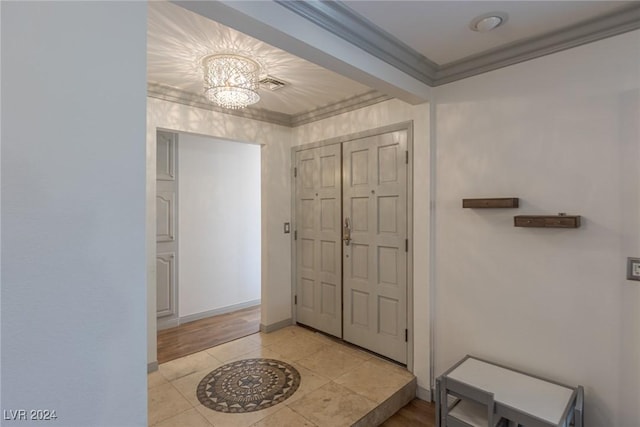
[627,257,640,281]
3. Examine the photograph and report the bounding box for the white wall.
[433,30,640,426]
[293,98,432,399]
[1,2,147,426]
[147,98,291,365]
[178,134,261,317]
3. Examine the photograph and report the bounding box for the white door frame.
[290,121,414,372]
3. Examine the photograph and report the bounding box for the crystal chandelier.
[203,54,260,110]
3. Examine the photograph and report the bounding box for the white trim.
[275,0,437,85]
[157,317,179,331]
[435,4,640,85]
[417,385,432,402]
[179,299,261,325]
[147,361,159,373]
[260,318,293,333]
[290,91,392,127]
[428,102,438,391]
[406,121,414,374]
[157,300,261,330]
[148,82,291,127]
[148,83,392,128]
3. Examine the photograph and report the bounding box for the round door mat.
[196,358,301,413]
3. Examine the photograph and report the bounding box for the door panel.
[378,246,399,285]
[351,244,369,279]
[320,241,337,273]
[342,131,408,363]
[351,290,369,327]
[321,282,337,316]
[156,191,175,242]
[378,296,399,336]
[351,197,369,231]
[157,132,175,181]
[378,196,398,233]
[156,252,176,317]
[295,144,342,337]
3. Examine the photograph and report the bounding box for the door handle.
[343,217,351,246]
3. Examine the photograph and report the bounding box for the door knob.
[343,217,352,246]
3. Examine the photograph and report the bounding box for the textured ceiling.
[147,1,372,116]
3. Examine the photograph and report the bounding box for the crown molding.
[274,1,640,87]
[291,90,392,127]
[435,3,640,85]
[147,82,392,128]
[274,0,438,86]
[147,82,293,127]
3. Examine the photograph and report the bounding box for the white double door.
[295,130,408,363]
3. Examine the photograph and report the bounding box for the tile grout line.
[285,401,322,427]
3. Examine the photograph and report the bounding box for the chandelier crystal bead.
[203,54,261,110]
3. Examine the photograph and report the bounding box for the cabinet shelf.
[462,198,519,208]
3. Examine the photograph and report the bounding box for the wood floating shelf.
[514,215,581,228]
[462,198,519,208]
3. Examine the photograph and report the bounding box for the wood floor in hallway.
[381,398,436,427]
[157,305,260,364]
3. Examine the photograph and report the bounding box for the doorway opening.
[155,130,262,362]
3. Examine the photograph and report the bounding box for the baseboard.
[260,318,292,333]
[417,385,431,401]
[179,299,261,325]
[157,317,179,331]
[147,361,159,373]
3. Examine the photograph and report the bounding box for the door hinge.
[294,167,297,177]
[405,150,409,164]
[294,230,297,240]
[405,329,408,342]
[294,295,297,305]
[405,239,408,252]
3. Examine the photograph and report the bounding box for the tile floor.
[148,325,415,427]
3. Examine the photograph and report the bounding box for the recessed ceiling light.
[469,12,508,32]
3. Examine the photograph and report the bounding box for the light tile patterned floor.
[148,325,415,427]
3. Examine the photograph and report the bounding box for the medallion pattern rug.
[196,358,301,413]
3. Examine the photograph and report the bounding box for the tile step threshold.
[352,376,417,427]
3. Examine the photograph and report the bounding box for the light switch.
[284,222,290,234]
[627,257,640,281]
